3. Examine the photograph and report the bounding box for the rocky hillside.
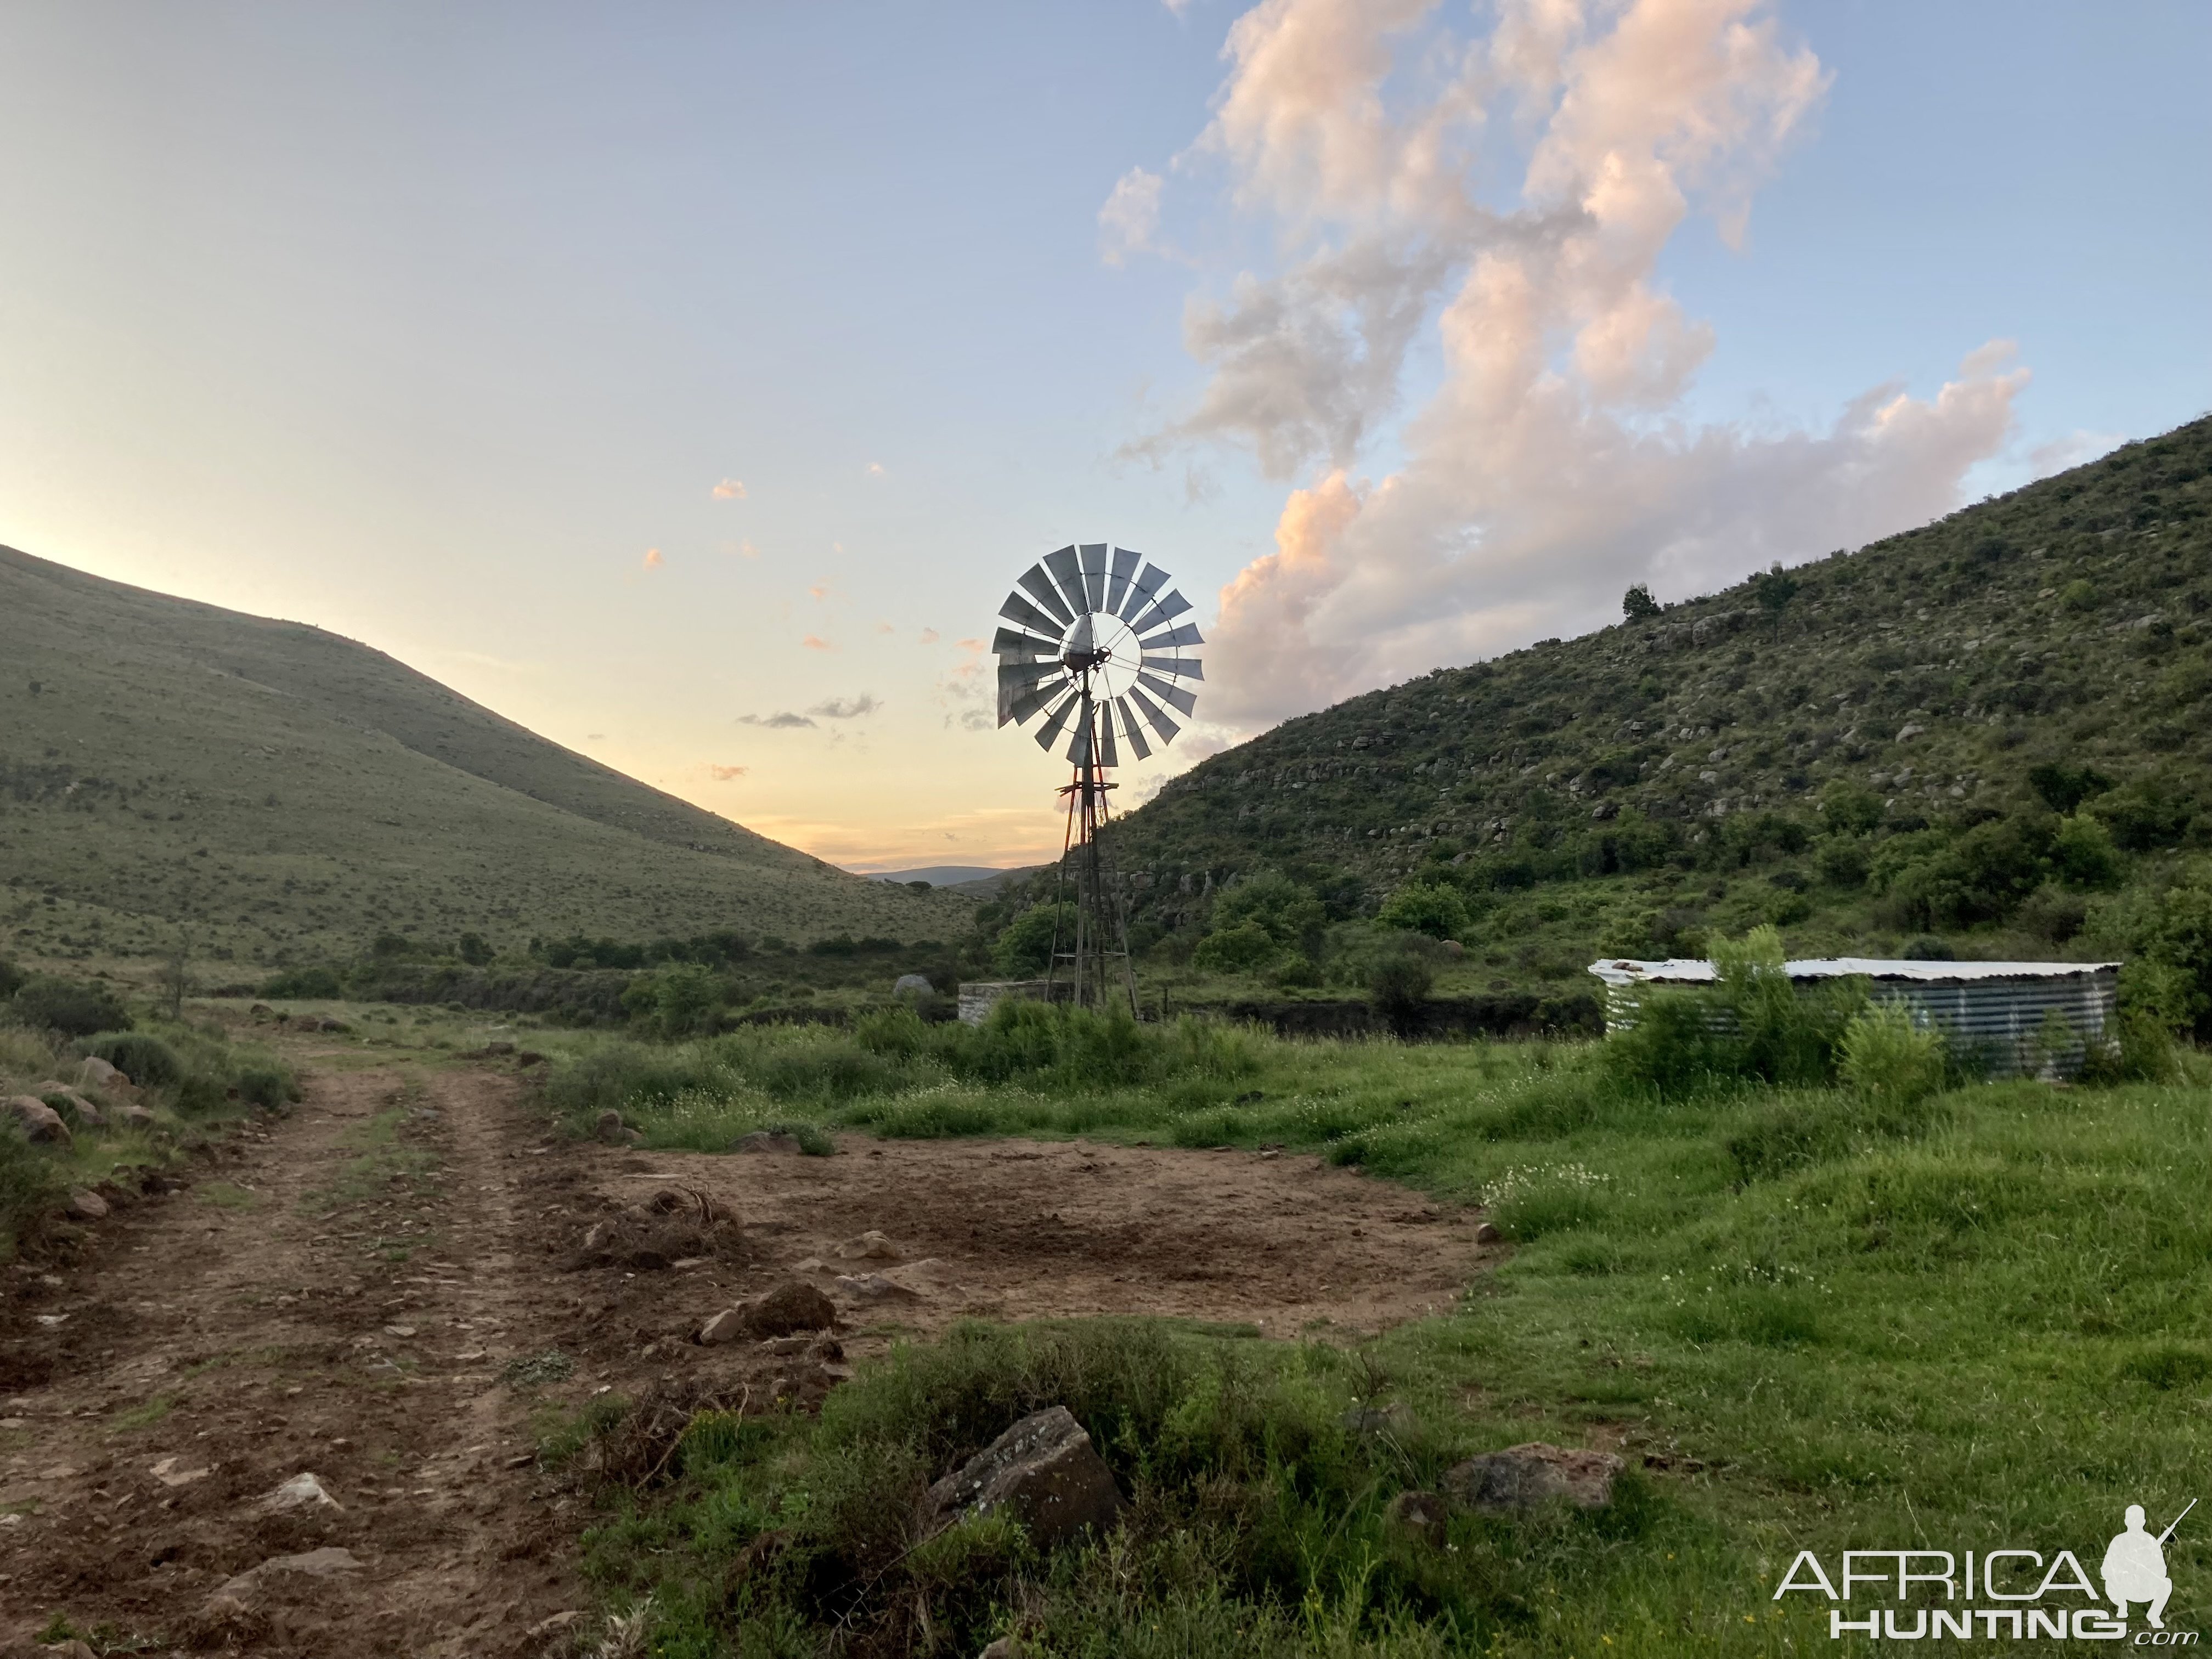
[0,546,967,967]
[1103,415,2211,994]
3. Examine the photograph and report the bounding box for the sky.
[2,1,2205,872]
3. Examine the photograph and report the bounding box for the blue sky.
[1,2,2204,870]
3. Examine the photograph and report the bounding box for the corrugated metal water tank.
[1585,957,2121,1079]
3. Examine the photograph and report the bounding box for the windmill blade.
[1137,671,1198,716]
[1130,588,1194,637]
[1138,621,1205,653]
[1097,700,1120,768]
[1113,695,1152,761]
[1003,674,1069,727]
[1125,683,1180,744]
[1118,561,1169,622]
[1107,546,1140,613]
[998,659,1068,724]
[1034,685,1082,752]
[993,625,1061,660]
[1000,592,1065,639]
[1140,654,1204,680]
[1042,545,1091,617]
[1067,713,1094,768]
[1077,544,1110,612]
[1016,565,1075,627]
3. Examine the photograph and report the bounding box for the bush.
[11,977,132,1039]
[1375,879,1470,941]
[620,963,726,1039]
[1192,919,1282,974]
[0,1122,65,1261]
[0,957,23,1002]
[2051,814,2125,890]
[992,904,1071,978]
[1838,1002,1945,1106]
[260,966,343,1000]
[234,1064,301,1109]
[1606,927,1863,1098]
[82,1031,182,1088]
[1367,953,1435,1036]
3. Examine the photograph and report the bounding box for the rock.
[1439,939,1465,958]
[528,1611,585,1640]
[834,1228,901,1261]
[1341,1401,1414,1436]
[1441,1443,1622,1513]
[259,1471,342,1514]
[78,1056,131,1090]
[732,1130,805,1154]
[595,1109,627,1143]
[149,1455,213,1487]
[250,1002,274,1018]
[210,1544,364,1604]
[318,1018,351,1033]
[1382,1489,1451,1546]
[977,1639,1026,1659]
[42,1641,96,1659]
[4,1096,70,1146]
[745,1279,839,1337]
[926,1406,1124,1549]
[37,1082,103,1125]
[894,973,934,997]
[791,1256,829,1274]
[484,1040,516,1055]
[697,1307,747,1345]
[112,1102,156,1128]
[65,1189,109,1221]
[1474,1221,1502,1244]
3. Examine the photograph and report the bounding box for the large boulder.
[78,1056,133,1091]
[4,1096,70,1146]
[1441,1443,1622,1514]
[926,1406,1124,1549]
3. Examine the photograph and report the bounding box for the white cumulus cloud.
[1127,0,2029,733]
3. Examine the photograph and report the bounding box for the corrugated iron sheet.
[1587,957,2121,1080]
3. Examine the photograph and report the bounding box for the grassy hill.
[1099,415,2212,1018]
[0,546,965,967]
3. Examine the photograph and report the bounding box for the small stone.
[1474,1221,1502,1244]
[42,1641,95,1659]
[595,1109,627,1143]
[66,1189,110,1221]
[529,1610,584,1639]
[78,1056,131,1090]
[112,1102,156,1127]
[259,1471,342,1514]
[834,1228,901,1261]
[3,1095,69,1146]
[893,973,934,997]
[791,1256,828,1274]
[150,1455,213,1487]
[697,1307,746,1345]
[1441,1443,1622,1513]
[977,1639,1025,1659]
[383,1324,416,1338]
[484,1040,516,1055]
[210,1544,364,1603]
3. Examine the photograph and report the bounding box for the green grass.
[108,1393,177,1432]
[543,1013,2212,1655]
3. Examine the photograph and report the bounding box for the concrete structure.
[1586,957,2121,1078]
[956,979,1063,1026]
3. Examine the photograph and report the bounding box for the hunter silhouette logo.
[1771,1497,2199,1643]
[2107,1500,2194,1631]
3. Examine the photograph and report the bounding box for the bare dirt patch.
[1,1063,1486,1655]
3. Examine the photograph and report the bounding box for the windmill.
[994,544,1204,1012]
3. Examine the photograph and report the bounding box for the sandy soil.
[0,1060,1488,1656]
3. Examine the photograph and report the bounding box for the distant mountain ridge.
[0,546,963,965]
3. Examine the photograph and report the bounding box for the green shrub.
[1376,879,1471,941]
[234,1064,301,1109]
[1192,918,1282,973]
[1367,953,1435,1036]
[620,963,726,1039]
[12,977,132,1039]
[1606,927,1862,1099]
[1837,1001,1946,1105]
[2051,813,2125,890]
[0,1122,65,1261]
[992,904,1071,977]
[0,957,23,1002]
[260,966,343,999]
[82,1031,183,1089]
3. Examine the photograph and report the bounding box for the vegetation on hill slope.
[1082,416,2212,1022]
[0,546,964,966]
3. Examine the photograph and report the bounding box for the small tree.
[457,933,495,966]
[1376,879,1471,941]
[1368,952,1435,1038]
[158,941,190,1020]
[1622,583,1661,622]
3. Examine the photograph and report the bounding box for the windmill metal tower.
[994,544,1204,1013]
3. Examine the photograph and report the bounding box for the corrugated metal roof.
[1587,957,2119,988]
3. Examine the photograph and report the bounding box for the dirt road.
[1,1057,1485,1656]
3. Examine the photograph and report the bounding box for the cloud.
[918,627,940,645]
[865,462,885,477]
[711,478,747,499]
[876,620,898,634]
[808,578,837,602]
[801,634,833,651]
[642,547,664,569]
[740,711,816,729]
[1099,166,1167,266]
[707,763,748,780]
[1128,0,2025,733]
[808,694,881,719]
